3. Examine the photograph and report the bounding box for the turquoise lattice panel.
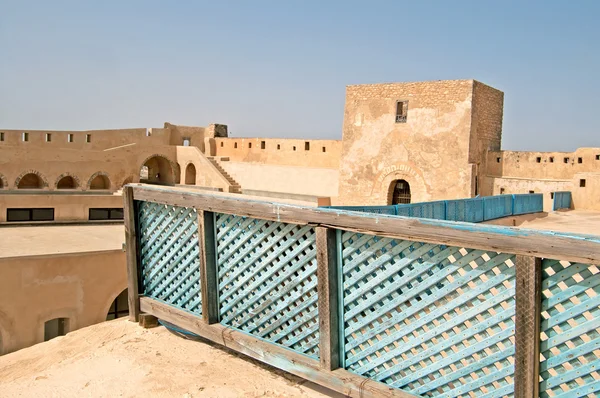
[138,201,202,315]
[340,231,516,397]
[540,260,600,397]
[215,213,320,359]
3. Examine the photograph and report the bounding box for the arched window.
[106,289,129,320]
[89,174,110,190]
[140,156,174,185]
[57,176,78,189]
[185,163,196,185]
[389,179,411,204]
[17,173,44,189]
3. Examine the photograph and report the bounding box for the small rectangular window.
[293,146,296,151]
[22,132,29,142]
[580,179,586,188]
[596,154,600,160]
[564,157,569,163]
[261,141,266,149]
[529,190,535,194]
[305,142,310,151]
[496,157,501,163]
[182,138,190,146]
[7,208,55,222]
[536,157,541,163]
[550,192,554,199]
[0,132,4,141]
[277,144,281,150]
[86,134,91,143]
[220,142,224,147]
[46,133,52,142]
[578,157,582,164]
[500,188,505,194]
[322,146,326,153]
[67,133,73,143]
[248,142,252,149]
[32,208,54,221]
[234,142,238,149]
[395,100,408,123]
[89,208,124,220]
[549,157,554,163]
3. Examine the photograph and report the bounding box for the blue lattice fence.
[339,231,517,397]
[539,259,600,397]
[138,201,202,315]
[215,213,320,359]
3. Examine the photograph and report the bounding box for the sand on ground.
[0,318,340,398]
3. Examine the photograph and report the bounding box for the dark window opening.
[305,142,310,150]
[536,157,541,163]
[395,100,408,123]
[248,143,252,149]
[86,134,91,143]
[89,208,124,220]
[67,134,73,143]
[277,144,281,150]
[7,208,54,222]
[261,141,266,149]
[580,179,586,188]
[46,133,52,142]
[500,188,505,194]
[529,190,535,194]
[234,142,238,149]
[564,157,569,163]
[220,142,223,147]
[578,157,583,164]
[549,157,554,163]
[550,192,554,199]
[390,179,411,204]
[22,132,29,142]
[596,154,600,160]
[293,146,296,151]
[322,146,326,153]
[106,289,129,320]
[44,318,68,341]
[496,157,501,163]
[0,132,4,141]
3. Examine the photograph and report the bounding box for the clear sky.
[1,1,598,151]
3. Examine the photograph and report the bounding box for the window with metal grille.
[395,100,408,123]
[89,208,124,220]
[390,179,411,204]
[7,208,54,222]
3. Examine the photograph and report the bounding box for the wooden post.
[123,186,140,322]
[316,227,340,370]
[514,255,542,398]
[199,210,219,324]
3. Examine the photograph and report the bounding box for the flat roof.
[518,210,600,235]
[0,224,124,259]
[0,319,337,397]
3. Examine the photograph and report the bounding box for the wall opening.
[529,190,535,194]
[107,289,129,320]
[140,156,174,185]
[293,146,296,151]
[551,192,554,199]
[185,163,196,185]
[0,132,4,141]
[536,157,541,163]
[86,134,91,143]
[22,132,29,142]
[44,318,69,341]
[578,157,583,164]
[89,174,111,190]
[549,157,554,163]
[89,208,124,220]
[220,142,223,147]
[57,176,78,189]
[248,142,252,149]
[500,187,505,194]
[261,141,266,149]
[67,134,73,143]
[496,157,501,163]
[277,144,281,150]
[389,179,411,204]
[395,100,408,123]
[46,133,52,142]
[183,138,190,146]
[322,146,326,153]
[596,155,600,160]
[7,208,54,222]
[305,142,310,151]
[580,179,586,188]
[234,142,238,149]
[17,173,44,189]
[564,157,570,163]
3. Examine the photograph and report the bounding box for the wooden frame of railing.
[124,184,600,398]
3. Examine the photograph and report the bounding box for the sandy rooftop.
[0,319,340,398]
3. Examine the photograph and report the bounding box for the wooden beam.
[123,186,140,322]
[131,185,600,264]
[140,297,416,398]
[198,210,219,324]
[139,313,159,328]
[514,255,542,398]
[316,227,340,371]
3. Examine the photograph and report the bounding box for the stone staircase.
[206,157,242,193]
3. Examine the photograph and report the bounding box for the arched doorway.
[89,173,111,190]
[106,289,129,320]
[185,163,196,185]
[17,172,45,189]
[56,176,78,189]
[140,155,174,185]
[389,179,411,204]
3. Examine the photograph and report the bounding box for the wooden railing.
[124,184,600,398]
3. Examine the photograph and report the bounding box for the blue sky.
[1,1,598,151]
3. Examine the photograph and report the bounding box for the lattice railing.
[340,231,517,397]
[540,259,600,398]
[215,212,320,359]
[138,201,202,315]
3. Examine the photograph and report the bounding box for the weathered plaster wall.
[337,80,477,205]
[0,250,126,355]
[218,161,339,198]
[175,146,232,191]
[0,194,123,223]
[214,138,341,169]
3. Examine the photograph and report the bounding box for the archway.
[122,176,134,187]
[17,172,45,189]
[88,173,111,190]
[389,179,411,204]
[0,174,5,189]
[185,163,196,185]
[56,176,78,189]
[140,155,174,185]
[106,289,129,320]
